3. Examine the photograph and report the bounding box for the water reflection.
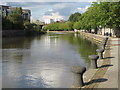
[2,32,98,88]
[2,37,35,49]
[60,33,98,66]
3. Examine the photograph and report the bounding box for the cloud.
[1,2,92,20]
[42,12,64,19]
[77,5,90,13]
[0,0,96,2]
[0,2,7,5]
[48,9,53,12]
[50,2,91,19]
[44,9,54,16]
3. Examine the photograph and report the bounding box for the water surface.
[2,32,98,88]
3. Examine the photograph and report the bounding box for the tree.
[7,7,24,30]
[68,12,81,22]
[73,2,120,35]
[23,21,33,30]
[43,21,73,31]
[2,16,13,30]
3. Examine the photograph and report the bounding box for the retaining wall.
[78,32,110,88]
[79,32,107,45]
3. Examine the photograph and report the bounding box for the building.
[97,28,116,37]
[0,5,10,17]
[44,18,54,24]
[0,5,31,22]
[7,7,16,14]
[22,9,31,22]
[33,20,45,25]
[42,13,64,24]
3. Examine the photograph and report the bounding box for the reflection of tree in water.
[2,49,31,63]
[2,36,35,49]
[13,53,23,63]
[35,35,42,40]
[2,36,40,63]
[61,33,98,67]
[2,35,42,63]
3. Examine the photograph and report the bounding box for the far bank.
[2,30,46,37]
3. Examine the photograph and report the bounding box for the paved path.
[115,38,120,90]
[98,38,119,89]
[82,38,111,89]
[82,37,119,89]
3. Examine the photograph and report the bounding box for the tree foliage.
[73,2,120,34]
[2,7,24,30]
[68,12,81,22]
[43,21,73,31]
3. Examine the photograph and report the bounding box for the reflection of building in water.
[44,36,58,50]
[44,36,50,50]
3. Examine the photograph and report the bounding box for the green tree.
[43,21,73,31]
[73,2,120,35]
[2,16,13,30]
[23,21,33,30]
[7,7,24,30]
[68,12,81,22]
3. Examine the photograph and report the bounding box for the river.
[2,32,98,88]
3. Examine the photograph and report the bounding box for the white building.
[44,18,54,24]
[42,13,64,24]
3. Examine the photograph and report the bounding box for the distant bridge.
[31,23,47,29]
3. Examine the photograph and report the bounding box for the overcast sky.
[0,1,97,21]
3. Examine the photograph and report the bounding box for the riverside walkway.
[78,33,119,89]
[98,38,119,89]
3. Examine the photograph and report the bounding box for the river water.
[2,32,98,88]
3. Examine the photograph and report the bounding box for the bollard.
[71,66,86,87]
[102,37,108,45]
[102,40,106,45]
[101,40,106,50]
[102,37,108,49]
[105,37,108,41]
[96,49,104,59]
[88,55,99,69]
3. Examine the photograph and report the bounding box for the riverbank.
[78,32,119,89]
[47,31,74,32]
[2,30,25,37]
[79,32,107,45]
[2,30,46,37]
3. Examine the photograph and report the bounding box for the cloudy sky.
[0,1,97,21]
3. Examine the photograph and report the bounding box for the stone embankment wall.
[78,32,110,88]
[79,32,107,45]
[2,30,25,37]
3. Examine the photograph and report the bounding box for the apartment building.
[0,5,31,22]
